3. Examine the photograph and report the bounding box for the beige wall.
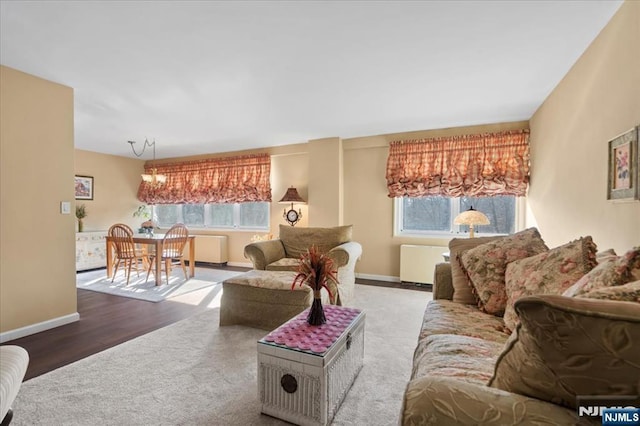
[308,137,344,227]
[74,149,146,232]
[75,121,529,277]
[1,66,77,334]
[343,121,530,278]
[529,0,640,253]
[74,144,312,266]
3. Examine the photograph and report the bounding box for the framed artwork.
[607,127,639,202]
[75,175,94,200]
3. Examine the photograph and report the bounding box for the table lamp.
[454,206,490,238]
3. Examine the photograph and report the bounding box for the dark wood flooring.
[3,265,430,381]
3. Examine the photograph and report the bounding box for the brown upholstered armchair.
[244,225,362,305]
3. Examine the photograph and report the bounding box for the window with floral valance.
[386,129,530,198]
[137,153,272,205]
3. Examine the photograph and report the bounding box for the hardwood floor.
[3,265,430,382]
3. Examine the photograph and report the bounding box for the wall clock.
[279,186,305,227]
[285,207,301,226]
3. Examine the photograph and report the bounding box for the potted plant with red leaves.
[292,245,338,325]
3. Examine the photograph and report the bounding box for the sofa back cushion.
[449,236,504,305]
[578,280,640,302]
[279,224,352,259]
[489,295,640,409]
[563,247,640,297]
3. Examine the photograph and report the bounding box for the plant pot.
[78,219,84,233]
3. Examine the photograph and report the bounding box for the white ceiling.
[1,1,623,160]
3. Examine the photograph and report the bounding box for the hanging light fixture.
[127,139,167,186]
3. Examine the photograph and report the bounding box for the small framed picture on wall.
[607,127,639,202]
[75,175,94,200]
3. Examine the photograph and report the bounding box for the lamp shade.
[279,187,305,204]
[454,207,490,226]
[454,206,489,238]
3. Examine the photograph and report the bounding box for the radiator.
[184,235,228,264]
[400,245,446,284]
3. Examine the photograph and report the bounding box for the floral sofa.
[400,228,640,425]
[244,224,362,305]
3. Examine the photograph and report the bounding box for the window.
[155,202,269,230]
[395,196,517,237]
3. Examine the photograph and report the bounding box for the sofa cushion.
[503,237,597,331]
[278,224,352,259]
[577,280,640,302]
[417,300,509,346]
[449,236,503,305]
[265,257,300,271]
[488,295,640,409]
[563,247,640,297]
[460,228,548,316]
[412,334,505,384]
[401,375,581,426]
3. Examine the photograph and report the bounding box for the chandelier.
[127,139,167,186]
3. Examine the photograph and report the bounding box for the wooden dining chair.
[145,223,189,285]
[108,223,148,285]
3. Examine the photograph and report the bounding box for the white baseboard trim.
[0,312,80,344]
[227,261,253,268]
[356,273,401,283]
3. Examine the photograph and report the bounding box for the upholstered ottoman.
[220,270,329,330]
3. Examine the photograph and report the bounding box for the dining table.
[106,234,196,286]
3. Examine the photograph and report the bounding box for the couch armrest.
[328,241,363,268]
[401,376,589,425]
[433,263,453,301]
[243,240,286,270]
[328,241,362,306]
[0,345,29,422]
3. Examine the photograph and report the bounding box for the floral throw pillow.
[489,294,640,409]
[460,228,548,316]
[562,247,640,297]
[449,236,504,305]
[503,237,597,332]
[577,280,640,302]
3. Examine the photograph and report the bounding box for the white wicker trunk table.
[257,305,365,426]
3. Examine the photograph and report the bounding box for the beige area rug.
[76,267,244,302]
[12,284,431,425]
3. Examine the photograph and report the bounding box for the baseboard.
[0,312,80,344]
[356,273,401,283]
[227,261,253,268]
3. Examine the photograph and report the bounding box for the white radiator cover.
[400,244,446,284]
[183,235,228,264]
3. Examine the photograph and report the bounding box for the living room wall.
[528,0,640,253]
[342,121,530,279]
[73,143,311,267]
[74,149,146,232]
[0,66,77,337]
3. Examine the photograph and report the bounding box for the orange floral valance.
[138,153,272,204]
[386,130,530,198]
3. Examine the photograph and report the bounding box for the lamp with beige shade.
[454,206,490,238]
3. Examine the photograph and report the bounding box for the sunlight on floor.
[169,285,223,308]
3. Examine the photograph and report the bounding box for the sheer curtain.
[138,153,272,204]
[386,130,530,198]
